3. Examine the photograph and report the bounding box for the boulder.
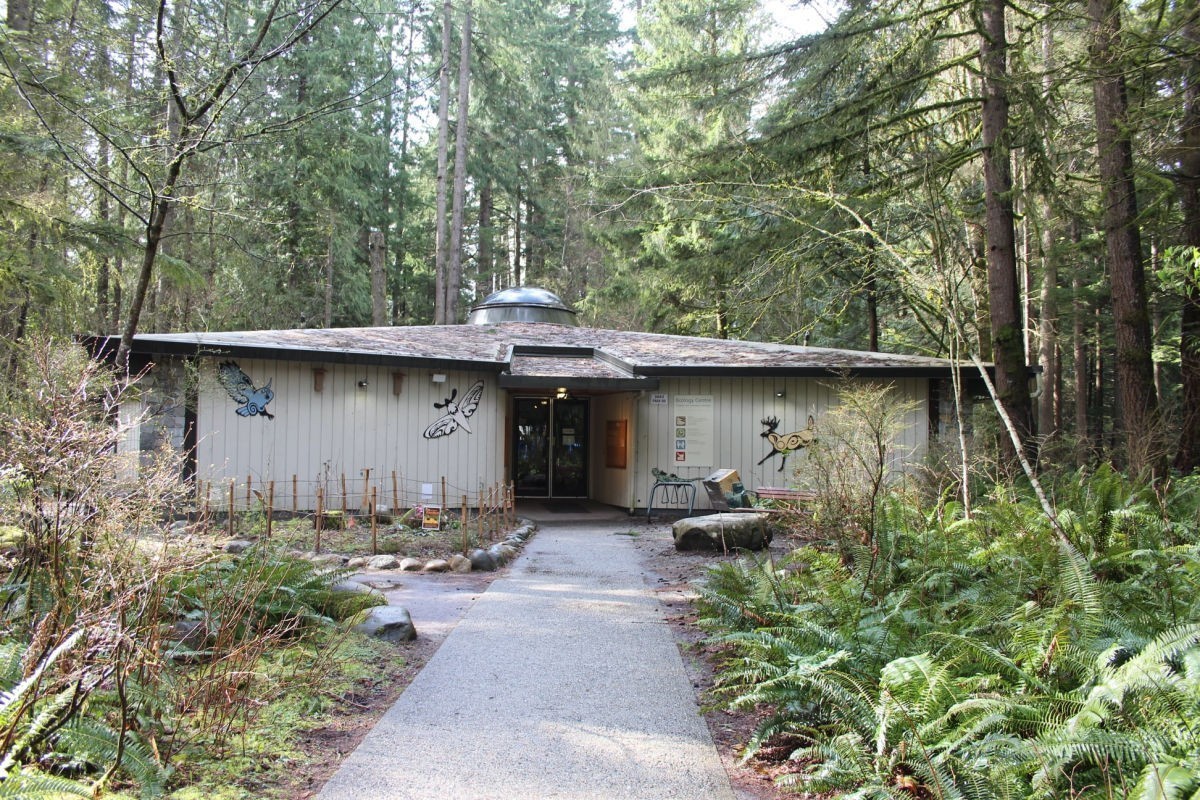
[673,513,773,552]
[468,548,497,571]
[422,559,451,573]
[488,543,517,565]
[353,606,417,643]
[331,580,385,601]
[346,557,368,569]
[399,557,423,572]
[223,539,255,554]
[448,554,472,573]
[367,554,400,570]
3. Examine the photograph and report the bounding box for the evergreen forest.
[3,0,1200,797]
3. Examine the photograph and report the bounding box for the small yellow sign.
[422,504,442,531]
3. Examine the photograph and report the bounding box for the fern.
[0,768,92,798]
[52,719,168,799]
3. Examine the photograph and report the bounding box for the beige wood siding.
[633,377,929,510]
[196,359,504,511]
[589,393,638,510]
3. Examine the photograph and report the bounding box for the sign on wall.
[672,395,713,466]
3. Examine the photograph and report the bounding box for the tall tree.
[979,0,1032,458]
[433,0,453,325]
[1088,0,1160,471]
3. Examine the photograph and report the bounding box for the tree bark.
[433,0,453,324]
[6,0,31,31]
[1174,11,1200,472]
[370,228,387,326]
[447,1,472,325]
[980,0,1033,463]
[1089,0,1161,473]
[478,178,493,290]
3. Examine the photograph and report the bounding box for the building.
[93,288,978,515]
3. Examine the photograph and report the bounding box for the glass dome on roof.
[467,287,578,326]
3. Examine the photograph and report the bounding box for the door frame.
[510,395,590,499]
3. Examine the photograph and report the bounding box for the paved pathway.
[317,519,736,800]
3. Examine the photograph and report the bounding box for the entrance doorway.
[513,397,589,498]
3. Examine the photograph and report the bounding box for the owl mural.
[217,361,275,419]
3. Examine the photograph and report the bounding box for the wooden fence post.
[246,474,252,509]
[228,479,235,537]
[441,477,447,510]
[392,470,399,511]
[266,480,275,540]
[340,473,348,518]
[461,494,468,556]
[361,467,371,514]
[370,486,378,555]
[315,486,324,554]
[292,474,298,514]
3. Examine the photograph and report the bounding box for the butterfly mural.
[217,361,275,420]
[423,380,484,439]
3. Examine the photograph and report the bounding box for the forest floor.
[256,518,803,800]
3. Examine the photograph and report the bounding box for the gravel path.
[316,520,736,800]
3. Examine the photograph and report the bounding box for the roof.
[89,322,981,391]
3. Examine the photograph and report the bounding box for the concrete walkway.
[316,517,736,800]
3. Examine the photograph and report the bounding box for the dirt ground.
[286,521,801,800]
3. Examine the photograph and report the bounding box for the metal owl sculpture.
[217,361,275,419]
[423,380,484,439]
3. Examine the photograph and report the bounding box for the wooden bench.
[754,487,817,509]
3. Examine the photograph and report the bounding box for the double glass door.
[513,398,588,498]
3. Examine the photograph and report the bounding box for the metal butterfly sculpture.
[423,380,484,439]
[217,361,275,419]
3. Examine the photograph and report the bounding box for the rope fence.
[191,470,518,555]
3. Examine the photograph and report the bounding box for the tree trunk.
[324,217,335,327]
[433,0,453,324]
[1089,0,1161,473]
[446,1,472,325]
[1174,11,1200,472]
[6,0,31,31]
[980,0,1033,463]
[391,5,418,326]
[370,228,387,326]
[478,178,493,290]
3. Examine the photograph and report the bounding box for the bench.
[754,487,817,509]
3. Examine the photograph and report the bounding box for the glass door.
[513,397,589,498]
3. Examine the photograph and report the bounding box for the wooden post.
[392,470,399,511]
[341,473,348,517]
[461,494,469,556]
[266,480,275,540]
[202,481,212,525]
[228,479,235,537]
[370,486,378,555]
[246,474,252,508]
[361,467,372,513]
[441,476,447,510]
[315,486,324,554]
[292,474,298,514]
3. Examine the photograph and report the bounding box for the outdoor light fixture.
[357,379,369,390]
[775,390,786,398]
[556,387,569,400]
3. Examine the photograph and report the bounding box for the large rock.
[468,548,497,571]
[353,606,417,642]
[367,554,400,570]
[448,554,472,573]
[673,513,773,552]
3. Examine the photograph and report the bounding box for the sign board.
[672,395,713,467]
[421,504,442,531]
[649,393,668,406]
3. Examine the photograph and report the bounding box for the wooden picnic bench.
[754,487,817,508]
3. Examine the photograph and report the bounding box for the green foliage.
[697,470,1200,797]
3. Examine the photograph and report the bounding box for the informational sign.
[650,393,668,406]
[672,395,713,466]
[422,504,442,531]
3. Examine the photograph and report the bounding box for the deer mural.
[757,415,816,471]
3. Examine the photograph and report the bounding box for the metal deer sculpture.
[757,415,816,471]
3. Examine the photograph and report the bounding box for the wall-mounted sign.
[673,395,713,467]
[650,393,668,406]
